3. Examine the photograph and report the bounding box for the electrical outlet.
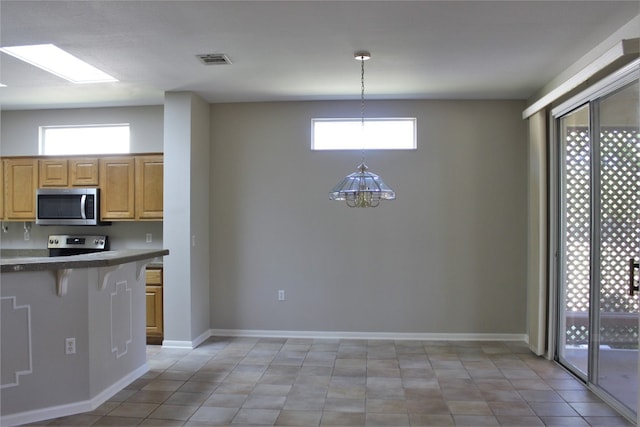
[146,233,153,243]
[65,337,76,355]
[278,290,285,301]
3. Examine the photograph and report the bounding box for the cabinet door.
[39,159,68,187]
[145,268,163,339]
[145,286,163,336]
[135,155,163,220]
[4,159,38,220]
[99,157,134,220]
[0,161,4,220]
[69,158,99,186]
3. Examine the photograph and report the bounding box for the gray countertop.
[1,249,169,273]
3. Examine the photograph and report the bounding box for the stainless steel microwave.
[36,188,103,225]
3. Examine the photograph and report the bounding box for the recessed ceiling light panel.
[0,43,117,84]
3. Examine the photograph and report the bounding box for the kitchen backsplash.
[0,221,163,250]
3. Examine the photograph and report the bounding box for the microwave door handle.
[80,195,87,220]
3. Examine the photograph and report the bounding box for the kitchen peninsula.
[0,249,168,427]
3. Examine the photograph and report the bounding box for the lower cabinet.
[145,267,163,344]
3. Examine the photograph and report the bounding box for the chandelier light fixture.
[329,51,396,208]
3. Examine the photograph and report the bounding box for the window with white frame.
[39,124,130,155]
[311,118,416,150]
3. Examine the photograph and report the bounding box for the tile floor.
[27,337,634,426]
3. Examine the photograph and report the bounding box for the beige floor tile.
[46,414,102,425]
[147,404,199,421]
[242,394,287,409]
[283,394,326,411]
[188,406,238,424]
[323,397,365,412]
[446,400,492,415]
[366,398,407,413]
[538,416,591,426]
[202,393,248,408]
[92,416,143,426]
[404,398,449,415]
[365,412,410,426]
[326,384,366,399]
[319,410,365,425]
[232,408,280,425]
[453,414,500,426]
[408,413,455,426]
[142,380,185,392]
[275,409,322,426]
[488,401,536,416]
[496,415,545,426]
[108,402,159,418]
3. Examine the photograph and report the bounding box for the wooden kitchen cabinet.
[0,161,4,221]
[4,158,38,220]
[99,156,135,220]
[39,159,68,187]
[69,158,99,186]
[135,155,163,220]
[145,267,163,344]
[39,157,99,187]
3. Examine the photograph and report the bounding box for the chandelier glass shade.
[329,51,395,207]
[329,162,396,208]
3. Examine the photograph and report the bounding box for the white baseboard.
[162,329,211,349]
[209,329,528,342]
[0,364,148,427]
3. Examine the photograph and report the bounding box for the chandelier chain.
[360,56,366,165]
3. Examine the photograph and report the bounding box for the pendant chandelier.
[329,51,395,208]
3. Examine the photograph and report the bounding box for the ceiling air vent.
[196,53,232,65]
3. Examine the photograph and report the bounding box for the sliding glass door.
[556,65,639,422]
[595,80,639,412]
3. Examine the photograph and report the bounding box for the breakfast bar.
[0,249,168,427]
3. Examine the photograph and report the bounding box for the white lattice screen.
[563,127,639,348]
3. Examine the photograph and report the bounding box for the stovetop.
[48,235,109,256]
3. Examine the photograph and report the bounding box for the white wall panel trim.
[110,280,133,358]
[0,297,33,389]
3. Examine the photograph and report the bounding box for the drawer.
[145,268,162,285]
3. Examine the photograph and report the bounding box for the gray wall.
[1,100,529,337]
[210,100,528,334]
[0,106,163,156]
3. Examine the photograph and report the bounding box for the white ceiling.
[0,1,638,110]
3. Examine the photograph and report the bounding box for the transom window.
[39,124,130,155]
[312,118,417,150]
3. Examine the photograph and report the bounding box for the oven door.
[36,188,99,225]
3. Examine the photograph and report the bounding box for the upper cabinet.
[0,161,4,221]
[39,157,99,187]
[4,158,38,220]
[99,154,163,221]
[39,159,68,187]
[1,154,162,222]
[99,156,135,220]
[69,158,99,186]
[135,155,163,220]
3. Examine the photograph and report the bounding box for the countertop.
[1,249,169,273]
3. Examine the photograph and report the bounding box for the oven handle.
[80,195,87,220]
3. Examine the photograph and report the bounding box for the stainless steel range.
[48,234,109,257]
